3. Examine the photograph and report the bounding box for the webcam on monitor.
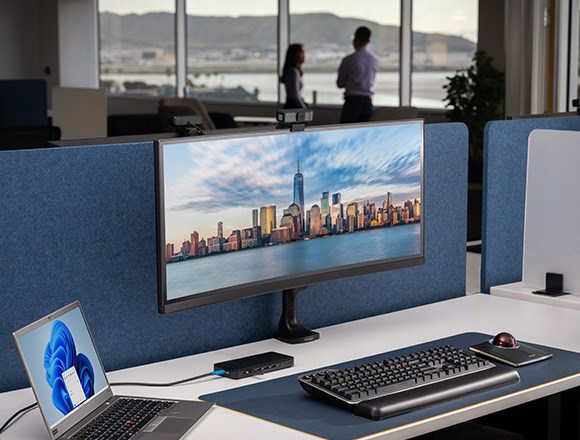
[171,115,203,137]
[276,109,313,132]
[172,115,202,127]
[276,109,313,124]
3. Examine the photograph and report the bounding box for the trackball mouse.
[492,332,518,348]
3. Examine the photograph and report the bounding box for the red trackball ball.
[492,332,517,348]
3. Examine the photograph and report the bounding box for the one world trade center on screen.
[293,160,304,230]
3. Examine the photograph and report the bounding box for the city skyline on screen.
[162,123,422,248]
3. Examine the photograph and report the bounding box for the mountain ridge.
[100,12,475,54]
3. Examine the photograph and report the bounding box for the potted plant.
[443,50,504,163]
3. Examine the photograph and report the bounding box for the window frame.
[98,0,478,109]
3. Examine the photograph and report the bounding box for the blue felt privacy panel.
[295,123,468,325]
[0,122,467,392]
[0,79,48,128]
[481,116,580,293]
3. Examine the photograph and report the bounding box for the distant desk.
[233,115,278,126]
[1,294,579,439]
[491,282,580,310]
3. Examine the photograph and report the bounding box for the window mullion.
[400,0,412,106]
[279,0,290,104]
[175,0,187,97]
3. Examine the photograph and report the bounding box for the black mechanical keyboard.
[70,397,176,439]
[298,344,520,420]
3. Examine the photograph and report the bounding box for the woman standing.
[280,44,308,109]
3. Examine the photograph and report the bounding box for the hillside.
[100,12,475,55]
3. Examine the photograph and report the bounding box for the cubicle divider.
[481,116,580,293]
[0,122,468,393]
[52,87,107,139]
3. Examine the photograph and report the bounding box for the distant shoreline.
[168,219,421,265]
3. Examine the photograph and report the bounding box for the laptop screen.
[14,303,109,428]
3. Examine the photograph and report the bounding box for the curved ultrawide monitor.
[156,120,424,313]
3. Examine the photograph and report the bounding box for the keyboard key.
[70,398,176,439]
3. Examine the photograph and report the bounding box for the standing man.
[336,26,379,123]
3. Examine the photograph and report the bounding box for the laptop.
[13,301,214,439]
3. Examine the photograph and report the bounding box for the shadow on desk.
[418,387,580,440]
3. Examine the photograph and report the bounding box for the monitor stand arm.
[274,287,320,344]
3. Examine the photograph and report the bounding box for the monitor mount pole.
[274,287,320,344]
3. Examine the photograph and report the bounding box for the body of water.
[166,222,421,300]
[101,71,454,108]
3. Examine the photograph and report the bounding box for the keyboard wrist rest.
[353,365,520,421]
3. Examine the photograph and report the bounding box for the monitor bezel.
[155,120,425,314]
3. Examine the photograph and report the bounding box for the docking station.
[214,352,294,379]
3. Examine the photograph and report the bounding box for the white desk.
[491,281,580,310]
[1,294,579,439]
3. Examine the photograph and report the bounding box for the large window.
[99,1,176,97]
[412,0,478,108]
[185,1,277,102]
[98,1,478,109]
[289,1,400,106]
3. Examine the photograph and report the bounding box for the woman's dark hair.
[280,43,303,83]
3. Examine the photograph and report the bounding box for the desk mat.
[201,333,580,440]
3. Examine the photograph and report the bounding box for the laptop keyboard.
[70,397,176,440]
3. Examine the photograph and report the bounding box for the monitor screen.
[156,120,424,313]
